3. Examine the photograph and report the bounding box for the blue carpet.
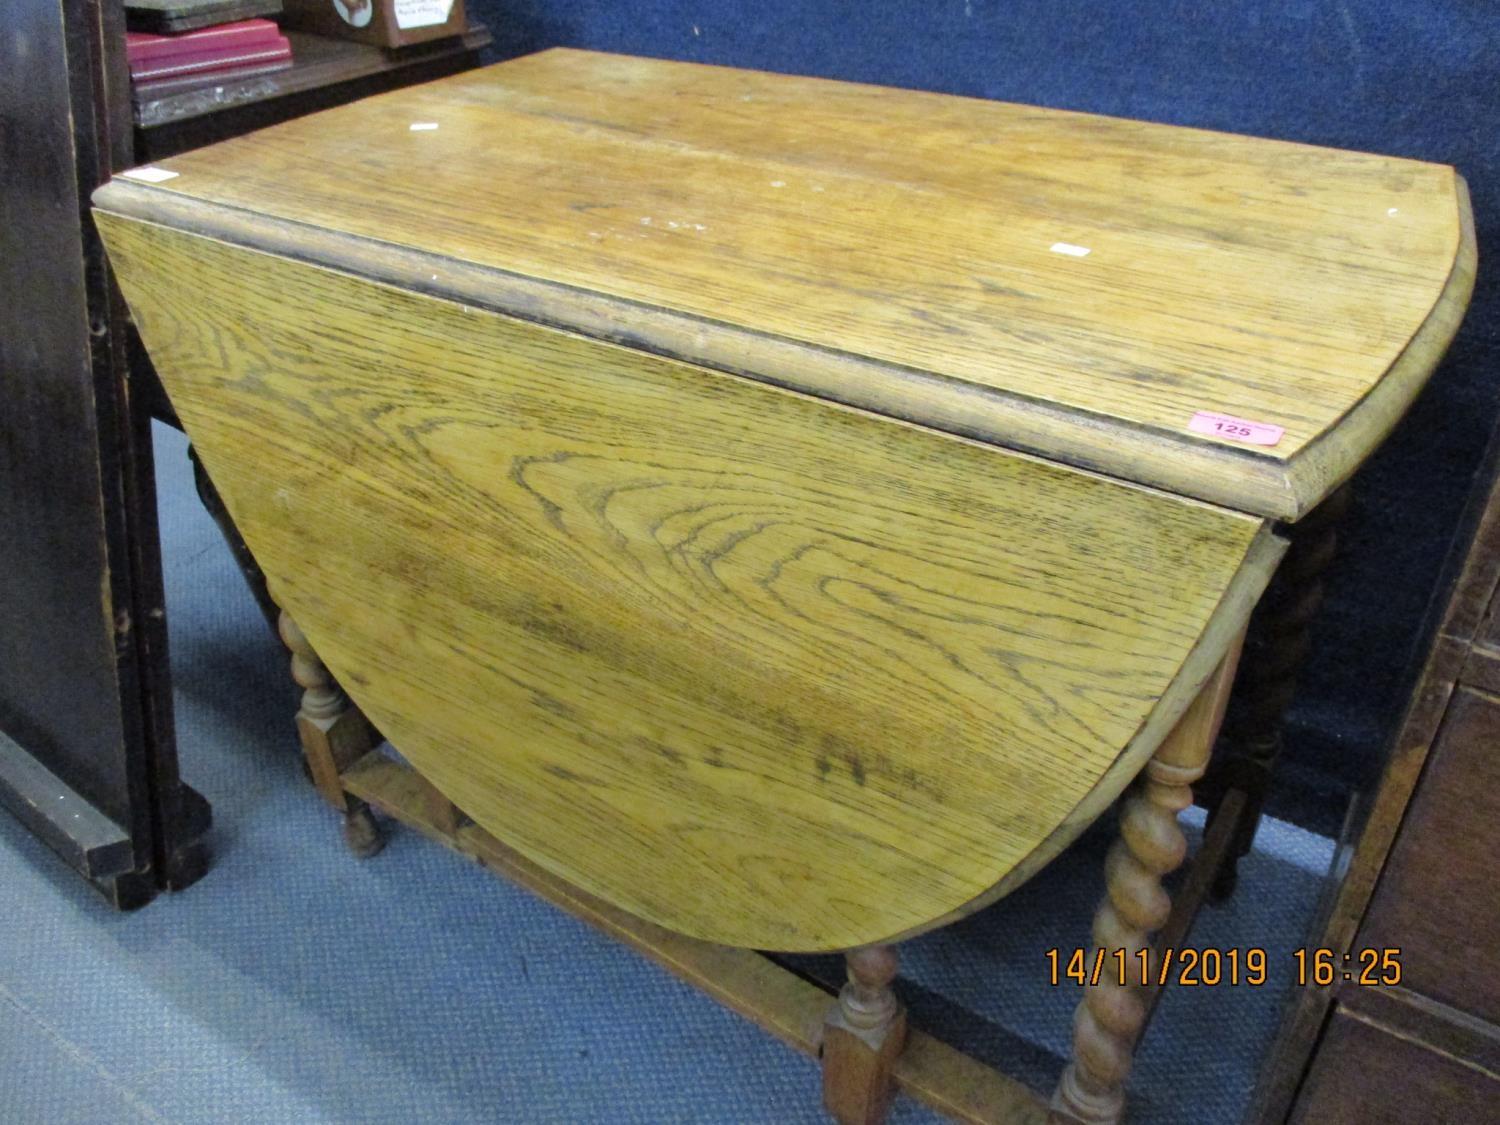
[0,422,1334,1122]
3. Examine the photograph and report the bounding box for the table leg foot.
[341,799,385,858]
[1052,1058,1126,1124]
[278,609,380,851]
[822,945,906,1125]
[1210,862,1239,902]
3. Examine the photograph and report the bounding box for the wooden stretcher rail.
[341,749,1058,1124]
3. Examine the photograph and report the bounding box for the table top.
[97,201,1283,949]
[100,48,1474,518]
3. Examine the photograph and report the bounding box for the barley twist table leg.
[822,945,907,1125]
[1053,641,1242,1124]
[278,609,383,856]
[1203,481,1352,899]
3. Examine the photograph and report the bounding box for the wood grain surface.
[97,211,1280,949]
[99,48,1473,517]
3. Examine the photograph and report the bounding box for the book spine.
[126,19,282,65]
[130,38,291,81]
[132,56,294,97]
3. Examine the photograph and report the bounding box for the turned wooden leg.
[278,609,383,857]
[822,945,907,1125]
[1201,482,1351,899]
[189,444,282,640]
[1054,642,1242,1124]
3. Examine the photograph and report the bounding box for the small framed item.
[279,0,465,48]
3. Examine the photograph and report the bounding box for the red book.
[125,18,282,66]
[129,36,291,81]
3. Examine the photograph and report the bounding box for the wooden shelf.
[132,25,491,159]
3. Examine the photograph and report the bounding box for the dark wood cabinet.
[1290,1006,1499,1125]
[1359,685,1500,1025]
[0,0,486,907]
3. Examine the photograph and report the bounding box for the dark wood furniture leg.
[277,609,383,856]
[189,445,282,639]
[1203,482,1352,898]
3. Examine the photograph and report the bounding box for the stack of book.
[127,0,293,97]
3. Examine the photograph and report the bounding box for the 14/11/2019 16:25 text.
[1046,947,1404,988]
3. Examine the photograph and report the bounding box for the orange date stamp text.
[1045,946,1403,988]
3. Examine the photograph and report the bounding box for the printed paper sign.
[394,0,453,28]
[1188,411,1285,447]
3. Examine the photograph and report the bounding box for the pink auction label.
[1187,411,1285,447]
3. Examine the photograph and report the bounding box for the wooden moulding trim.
[92,176,1476,521]
[342,751,1054,1125]
[1341,986,1500,1080]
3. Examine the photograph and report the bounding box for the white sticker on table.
[1187,411,1285,447]
[120,166,179,183]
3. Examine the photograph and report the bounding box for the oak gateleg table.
[95,49,1474,1123]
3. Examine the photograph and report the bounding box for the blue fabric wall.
[465,0,1498,829]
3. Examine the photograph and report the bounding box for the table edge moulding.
[95,48,1477,522]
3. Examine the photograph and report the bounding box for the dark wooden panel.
[1291,1006,1500,1125]
[0,731,135,878]
[1359,685,1500,1024]
[1342,985,1500,1079]
[1460,639,1500,694]
[0,0,209,903]
[1476,579,1500,652]
[0,0,138,832]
